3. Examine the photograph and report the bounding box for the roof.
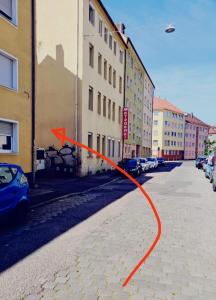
[153,97,184,114]
[96,0,127,49]
[185,113,210,128]
[209,127,216,135]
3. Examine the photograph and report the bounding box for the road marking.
[52,128,162,287]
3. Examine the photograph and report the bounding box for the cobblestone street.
[0,161,216,300]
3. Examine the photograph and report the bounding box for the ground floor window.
[0,119,18,153]
[107,138,111,156]
[118,141,121,157]
[88,132,93,157]
[112,139,115,157]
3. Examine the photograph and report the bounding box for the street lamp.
[165,24,175,33]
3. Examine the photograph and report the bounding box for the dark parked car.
[195,156,206,169]
[0,163,29,220]
[125,159,142,177]
[157,157,165,166]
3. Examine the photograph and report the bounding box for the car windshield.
[0,166,17,188]
[140,159,146,163]
[126,160,137,167]
[147,158,155,162]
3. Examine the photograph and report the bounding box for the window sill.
[0,84,18,93]
[0,151,19,155]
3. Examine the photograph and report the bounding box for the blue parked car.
[0,163,29,220]
[205,157,214,182]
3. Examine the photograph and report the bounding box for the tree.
[204,139,216,156]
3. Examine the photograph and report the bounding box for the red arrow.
[52,128,162,287]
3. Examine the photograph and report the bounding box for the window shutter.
[0,121,13,136]
[0,0,12,18]
[0,53,13,88]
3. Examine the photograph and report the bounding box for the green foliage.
[204,140,216,155]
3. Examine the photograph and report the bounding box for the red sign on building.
[123,107,129,140]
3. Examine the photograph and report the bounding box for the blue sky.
[103,0,216,125]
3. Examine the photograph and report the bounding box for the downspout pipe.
[121,48,127,161]
[31,0,36,186]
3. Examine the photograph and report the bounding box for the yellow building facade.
[0,0,32,174]
[152,97,185,160]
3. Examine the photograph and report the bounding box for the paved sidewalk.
[1,161,216,299]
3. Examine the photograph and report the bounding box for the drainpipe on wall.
[121,48,127,161]
[31,0,36,186]
[75,0,80,175]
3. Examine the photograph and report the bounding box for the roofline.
[127,37,155,88]
[96,0,128,49]
[153,107,184,115]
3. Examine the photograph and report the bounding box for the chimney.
[56,44,64,66]
[191,113,194,118]
[116,23,126,34]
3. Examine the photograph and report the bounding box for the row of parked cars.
[117,157,165,177]
[195,153,216,191]
[0,156,165,222]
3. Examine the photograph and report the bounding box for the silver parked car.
[134,158,150,172]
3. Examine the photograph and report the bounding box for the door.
[0,166,19,213]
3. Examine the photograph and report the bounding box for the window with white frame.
[98,18,103,36]
[0,50,18,90]
[0,0,17,25]
[0,119,18,153]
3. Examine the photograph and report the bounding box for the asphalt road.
[0,161,216,299]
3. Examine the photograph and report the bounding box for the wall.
[0,0,32,173]
[35,0,81,149]
[80,0,126,175]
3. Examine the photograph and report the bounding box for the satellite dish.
[165,24,175,33]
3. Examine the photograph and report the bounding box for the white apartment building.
[80,0,127,175]
[35,0,127,176]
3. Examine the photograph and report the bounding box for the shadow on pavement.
[0,162,180,273]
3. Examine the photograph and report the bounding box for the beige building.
[0,0,32,174]
[117,28,155,159]
[35,0,126,175]
[143,71,154,157]
[152,97,185,160]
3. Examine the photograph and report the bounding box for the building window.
[118,141,121,157]
[89,43,94,68]
[112,140,115,157]
[103,96,106,117]
[88,132,93,156]
[108,65,112,84]
[88,86,93,111]
[89,4,95,25]
[104,59,107,80]
[113,69,116,88]
[119,76,122,94]
[0,119,18,153]
[112,102,115,121]
[114,41,117,55]
[0,0,17,25]
[97,134,101,153]
[118,106,121,124]
[108,138,111,156]
[0,50,18,90]
[104,27,108,43]
[120,50,123,64]
[102,135,106,155]
[109,34,112,49]
[108,99,111,119]
[97,92,101,115]
[98,53,102,74]
[98,19,103,36]
[154,120,158,126]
